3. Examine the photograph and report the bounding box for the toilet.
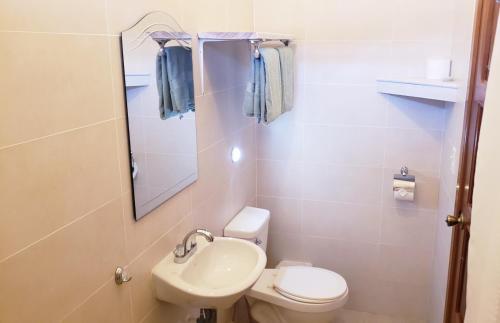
[224,207,349,323]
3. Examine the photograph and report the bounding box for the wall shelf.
[198,32,294,41]
[197,32,294,94]
[149,31,192,42]
[125,73,151,87]
[376,78,459,102]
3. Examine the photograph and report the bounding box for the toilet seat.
[247,267,349,313]
[273,266,348,304]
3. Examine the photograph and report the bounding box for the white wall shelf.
[376,78,459,102]
[197,32,294,94]
[198,32,294,41]
[149,31,192,42]
[125,73,151,87]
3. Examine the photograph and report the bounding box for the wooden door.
[444,0,500,322]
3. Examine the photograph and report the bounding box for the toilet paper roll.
[394,188,414,201]
[393,179,415,201]
[426,59,452,81]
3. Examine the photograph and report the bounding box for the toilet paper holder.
[393,166,416,201]
[395,166,415,182]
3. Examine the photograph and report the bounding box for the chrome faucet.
[174,229,214,263]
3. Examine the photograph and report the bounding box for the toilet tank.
[224,207,270,252]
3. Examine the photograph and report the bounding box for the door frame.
[444,0,499,321]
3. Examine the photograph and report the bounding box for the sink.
[152,236,267,310]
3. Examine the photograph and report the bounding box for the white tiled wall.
[0,1,256,322]
[253,0,473,321]
[0,0,477,322]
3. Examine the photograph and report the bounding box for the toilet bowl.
[246,266,348,323]
[224,207,349,323]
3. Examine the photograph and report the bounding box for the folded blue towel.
[277,47,294,113]
[260,48,283,124]
[242,56,256,117]
[156,46,195,120]
[242,46,294,124]
[243,56,266,122]
[156,50,173,119]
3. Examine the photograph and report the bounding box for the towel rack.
[126,30,192,52]
[249,39,290,58]
[197,32,294,94]
[150,31,192,49]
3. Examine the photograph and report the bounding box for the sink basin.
[152,237,267,310]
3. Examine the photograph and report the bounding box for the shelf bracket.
[197,32,293,95]
[198,39,208,95]
[198,38,232,95]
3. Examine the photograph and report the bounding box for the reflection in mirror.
[121,12,198,220]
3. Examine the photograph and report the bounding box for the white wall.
[0,0,479,322]
[0,1,255,323]
[253,0,472,321]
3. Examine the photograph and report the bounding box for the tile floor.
[336,309,426,323]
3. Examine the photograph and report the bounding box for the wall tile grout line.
[138,304,159,323]
[106,28,136,316]
[0,196,122,264]
[0,29,113,37]
[256,158,443,175]
[126,214,187,268]
[0,117,118,152]
[256,194,440,213]
[58,276,117,322]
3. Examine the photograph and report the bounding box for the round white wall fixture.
[231,147,242,162]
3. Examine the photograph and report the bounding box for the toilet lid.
[273,266,348,304]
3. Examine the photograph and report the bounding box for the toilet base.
[250,300,337,323]
[216,307,234,323]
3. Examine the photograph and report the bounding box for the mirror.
[121,12,198,220]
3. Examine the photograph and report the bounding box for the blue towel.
[242,46,294,124]
[242,57,256,117]
[243,56,266,122]
[257,57,266,122]
[260,48,283,124]
[156,50,173,119]
[277,47,294,112]
[156,46,195,120]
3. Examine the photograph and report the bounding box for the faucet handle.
[173,244,185,257]
[188,235,197,250]
[173,229,213,264]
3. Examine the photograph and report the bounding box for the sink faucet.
[174,229,214,263]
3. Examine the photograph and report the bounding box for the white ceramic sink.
[152,236,267,310]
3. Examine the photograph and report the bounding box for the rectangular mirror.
[121,12,198,220]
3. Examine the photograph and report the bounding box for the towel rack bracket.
[197,32,294,94]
